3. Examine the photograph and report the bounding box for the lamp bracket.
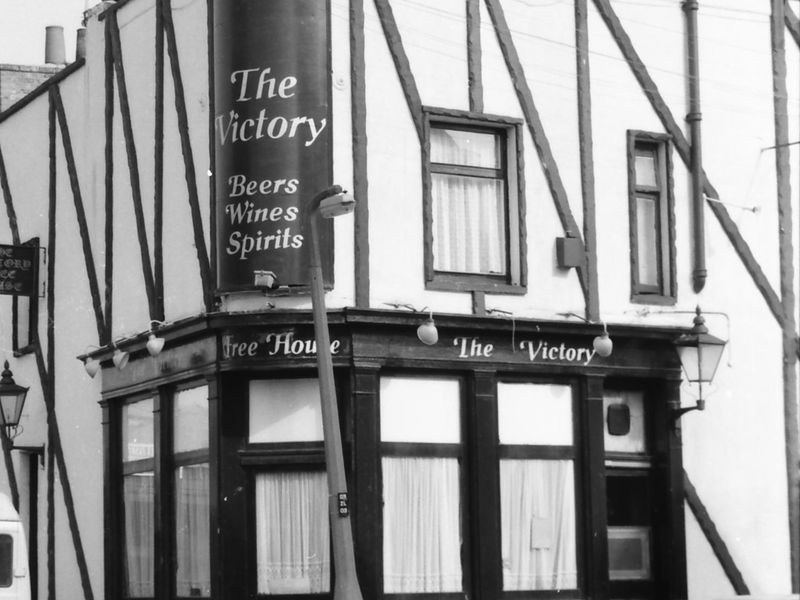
[671,399,705,426]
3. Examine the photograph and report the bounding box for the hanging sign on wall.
[0,244,38,296]
[214,0,332,292]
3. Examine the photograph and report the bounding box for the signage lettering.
[221,333,341,361]
[214,0,332,291]
[450,336,596,365]
[0,244,37,296]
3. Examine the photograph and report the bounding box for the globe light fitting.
[112,347,129,370]
[83,357,101,378]
[417,311,439,346]
[593,323,613,357]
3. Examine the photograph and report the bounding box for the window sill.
[630,293,676,306]
[426,273,526,295]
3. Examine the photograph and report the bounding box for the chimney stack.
[75,28,87,61]
[45,26,67,65]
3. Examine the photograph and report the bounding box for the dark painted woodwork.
[103,19,114,344]
[207,377,221,600]
[108,12,159,319]
[466,0,483,113]
[0,60,85,124]
[45,89,96,600]
[102,403,122,600]
[351,0,370,308]
[206,0,218,298]
[0,428,18,512]
[683,473,749,594]
[574,0,600,322]
[154,390,173,600]
[469,370,500,598]
[484,0,590,303]
[52,85,108,343]
[0,144,20,244]
[162,0,214,312]
[351,362,380,599]
[373,0,425,142]
[217,374,250,600]
[46,95,55,600]
[786,0,800,46]
[770,0,800,589]
[592,0,784,327]
[154,0,165,321]
[471,291,486,315]
[581,376,608,598]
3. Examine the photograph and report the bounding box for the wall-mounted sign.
[0,244,38,296]
[221,330,347,362]
[214,0,333,292]
[453,336,598,365]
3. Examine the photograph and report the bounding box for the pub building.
[0,0,796,599]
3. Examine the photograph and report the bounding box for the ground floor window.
[114,383,210,600]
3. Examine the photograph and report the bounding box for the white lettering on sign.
[264,332,340,357]
[453,336,494,358]
[519,340,596,365]
[221,334,341,361]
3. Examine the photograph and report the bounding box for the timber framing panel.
[351,0,370,307]
[52,86,109,343]
[483,0,590,303]
[770,0,799,589]
[107,12,159,320]
[684,472,750,594]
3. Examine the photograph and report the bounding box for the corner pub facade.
[0,0,798,599]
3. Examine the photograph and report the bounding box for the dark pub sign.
[214,0,333,292]
[0,244,37,296]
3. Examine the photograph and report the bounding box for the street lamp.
[673,306,727,420]
[0,361,29,438]
[307,185,363,600]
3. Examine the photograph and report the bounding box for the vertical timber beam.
[467,0,483,113]
[771,0,800,589]
[575,0,600,322]
[351,0,370,307]
[103,17,114,344]
[47,94,56,600]
[154,0,166,320]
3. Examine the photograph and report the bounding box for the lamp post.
[307,185,363,600]
[673,306,727,420]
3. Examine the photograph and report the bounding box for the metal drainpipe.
[684,0,706,292]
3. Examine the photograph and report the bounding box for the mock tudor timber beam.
[592,0,784,327]
[484,0,590,303]
[162,0,215,312]
[108,12,159,320]
[351,0,370,307]
[52,85,109,343]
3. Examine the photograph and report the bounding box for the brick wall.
[0,64,63,113]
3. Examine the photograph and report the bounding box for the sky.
[0,0,88,65]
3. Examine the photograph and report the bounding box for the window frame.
[110,380,211,600]
[627,131,676,305]
[243,376,332,599]
[422,107,526,294]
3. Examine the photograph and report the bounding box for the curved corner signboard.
[214,0,333,292]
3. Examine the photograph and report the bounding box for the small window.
[424,108,525,293]
[628,132,675,303]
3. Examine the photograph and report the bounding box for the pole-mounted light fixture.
[673,306,727,421]
[0,361,28,439]
[307,185,364,600]
[146,320,167,357]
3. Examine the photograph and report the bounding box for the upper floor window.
[424,109,525,294]
[628,132,676,304]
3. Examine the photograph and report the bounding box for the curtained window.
[249,378,330,595]
[497,383,578,591]
[423,110,524,292]
[380,377,463,594]
[122,398,155,598]
[174,386,210,598]
[254,472,330,594]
